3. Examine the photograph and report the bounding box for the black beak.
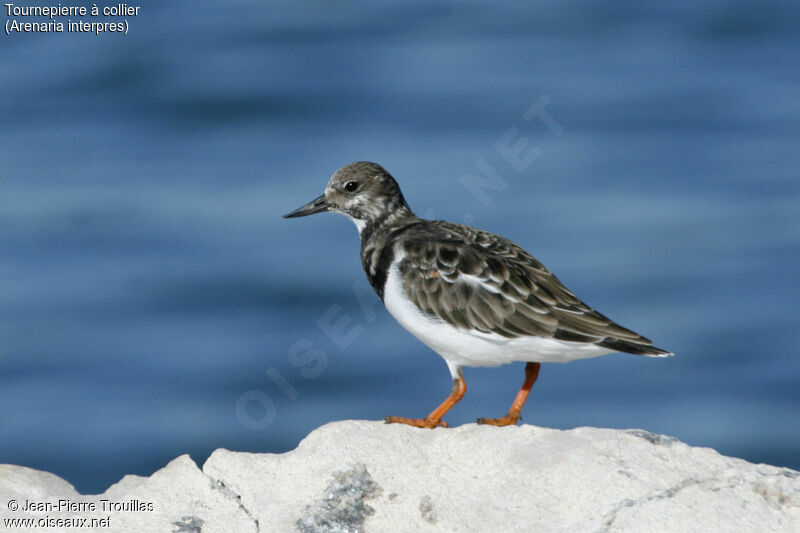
[283,194,331,218]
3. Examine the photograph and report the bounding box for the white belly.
[382,258,612,370]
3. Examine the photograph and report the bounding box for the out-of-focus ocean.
[1,1,798,493]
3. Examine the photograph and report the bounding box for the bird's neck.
[359,206,419,301]
[359,205,418,245]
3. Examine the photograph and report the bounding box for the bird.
[284,161,672,428]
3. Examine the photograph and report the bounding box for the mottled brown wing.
[398,224,669,355]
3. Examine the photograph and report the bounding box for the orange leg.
[385,369,466,429]
[477,362,540,426]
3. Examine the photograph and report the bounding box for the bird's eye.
[344,181,359,192]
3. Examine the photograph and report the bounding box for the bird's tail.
[597,338,673,357]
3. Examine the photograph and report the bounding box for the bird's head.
[283,161,411,233]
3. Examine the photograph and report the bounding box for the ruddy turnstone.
[284,161,672,428]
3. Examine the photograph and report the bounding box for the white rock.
[1,421,798,532]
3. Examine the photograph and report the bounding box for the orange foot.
[476,412,521,426]
[384,370,466,429]
[477,362,541,427]
[384,416,449,428]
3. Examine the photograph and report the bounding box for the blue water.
[2,1,799,494]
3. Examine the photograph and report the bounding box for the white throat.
[350,217,367,235]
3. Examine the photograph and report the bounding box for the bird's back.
[378,219,671,357]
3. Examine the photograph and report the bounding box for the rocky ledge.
[1,421,799,532]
